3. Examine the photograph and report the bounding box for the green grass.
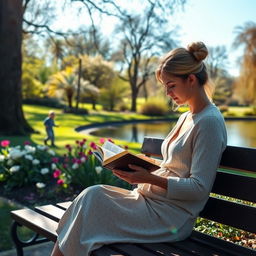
[0,104,157,154]
[0,197,36,252]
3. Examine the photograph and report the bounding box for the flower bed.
[0,138,130,206]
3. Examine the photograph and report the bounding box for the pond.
[87,120,256,148]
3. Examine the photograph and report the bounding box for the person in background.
[50,41,227,256]
[44,110,58,147]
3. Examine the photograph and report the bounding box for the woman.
[51,41,227,256]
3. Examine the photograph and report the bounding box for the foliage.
[51,138,130,190]
[195,218,255,249]
[0,140,55,190]
[140,98,170,116]
[233,22,256,104]
[47,67,99,109]
[99,77,130,111]
[22,97,65,109]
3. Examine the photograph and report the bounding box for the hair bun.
[187,41,208,61]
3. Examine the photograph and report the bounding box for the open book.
[93,140,160,172]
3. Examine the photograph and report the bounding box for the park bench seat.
[10,137,256,256]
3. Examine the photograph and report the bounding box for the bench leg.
[11,221,49,256]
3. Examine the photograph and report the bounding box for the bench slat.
[190,231,256,256]
[141,138,256,173]
[109,244,160,256]
[212,171,256,202]
[35,205,65,222]
[11,209,57,242]
[56,201,72,210]
[140,243,193,256]
[199,197,256,233]
[171,238,232,256]
[92,245,126,256]
[220,145,256,173]
[141,137,163,158]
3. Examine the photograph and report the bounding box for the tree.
[48,67,99,109]
[0,0,33,135]
[99,77,129,111]
[0,0,64,135]
[207,46,228,80]
[72,0,185,111]
[233,22,256,104]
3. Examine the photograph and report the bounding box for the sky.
[53,0,256,76]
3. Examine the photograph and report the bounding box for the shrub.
[0,140,55,190]
[23,97,65,108]
[140,98,169,116]
[63,107,89,115]
[218,105,229,113]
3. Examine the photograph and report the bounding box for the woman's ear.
[188,74,197,85]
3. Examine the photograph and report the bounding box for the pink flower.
[90,142,97,150]
[88,150,93,155]
[51,157,59,163]
[53,169,61,178]
[57,179,64,185]
[1,140,10,147]
[24,141,31,145]
[62,164,67,169]
[72,158,78,163]
[99,138,105,144]
[76,159,82,164]
[79,141,85,147]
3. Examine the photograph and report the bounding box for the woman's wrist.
[147,173,168,190]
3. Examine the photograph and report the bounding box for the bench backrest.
[141,137,256,234]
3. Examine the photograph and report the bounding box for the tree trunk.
[131,88,138,112]
[0,0,33,135]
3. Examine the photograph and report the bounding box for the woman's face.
[160,72,192,105]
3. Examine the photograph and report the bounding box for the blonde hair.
[156,41,214,100]
[48,110,55,116]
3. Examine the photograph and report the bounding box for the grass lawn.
[0,197,36,252]
[0,104,163,154]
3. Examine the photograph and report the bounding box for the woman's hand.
[112,164,152,184]
[113,164,168,189]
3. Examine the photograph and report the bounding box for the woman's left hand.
[112,164,152,184]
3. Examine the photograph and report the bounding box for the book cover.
[93,141,160,172]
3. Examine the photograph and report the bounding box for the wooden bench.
[10,137,256,256]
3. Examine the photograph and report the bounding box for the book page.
[102,141,125,155]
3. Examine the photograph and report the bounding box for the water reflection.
[89,120,256,148]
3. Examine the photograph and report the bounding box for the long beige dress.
[56,103,227,256]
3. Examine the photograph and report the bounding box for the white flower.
[48,149,55,156]
[10,165,20,173]
[25,145,36,154]
[95,166,103,175]
[81,157,86,163]
[25,154,33,161]
[72,163,79,169]
[37,145,47,151]
[7,159,14,166]
[82,144,87,149]
[0,155,5,162]
[51,163,57,170]
[15,145,21,150]
[32,159,40,165]
[40,168,49,175]
[36,182,46,189]
[9,149,24,160]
